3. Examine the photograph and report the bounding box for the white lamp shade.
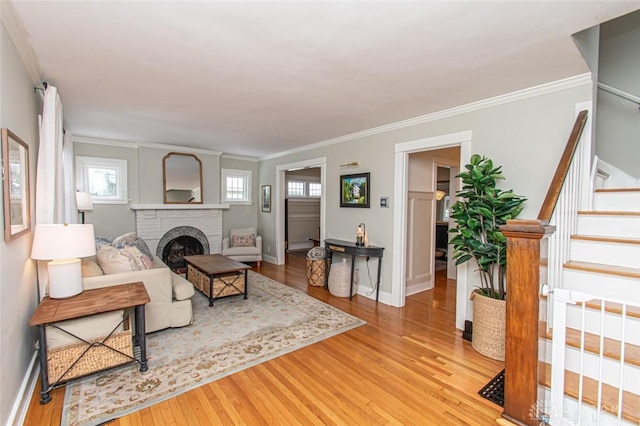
[76,191,94,211]
[31,224,96,260]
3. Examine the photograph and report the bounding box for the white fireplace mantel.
[130,203,230,210]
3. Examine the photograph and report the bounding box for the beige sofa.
[81,256,195,333]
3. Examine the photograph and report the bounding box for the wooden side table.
[29,282,150,404]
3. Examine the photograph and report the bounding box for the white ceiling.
[10,1,640,158]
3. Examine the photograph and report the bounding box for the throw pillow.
[113,232,138,248]
[127,237,154,260]
[232,234,255,248]
[81,260,104,278]
[96,245,151,274]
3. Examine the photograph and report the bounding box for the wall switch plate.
[380,197,389,208]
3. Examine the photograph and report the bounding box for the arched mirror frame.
[162,152,203,204]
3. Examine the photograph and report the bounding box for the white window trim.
[285,177,321,199]
[75,156,128,204]
[221,168,252,204]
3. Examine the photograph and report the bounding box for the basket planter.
[471,289,506,361]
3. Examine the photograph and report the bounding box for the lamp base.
[48,258,83,299]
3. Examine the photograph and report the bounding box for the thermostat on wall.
[380,197,389,208]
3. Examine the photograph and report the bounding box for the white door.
[405,191,433,293]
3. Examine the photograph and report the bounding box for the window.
[287,181,305,197]
[222,169,252,204]
[76,156,127,204]
[308,182,322,197]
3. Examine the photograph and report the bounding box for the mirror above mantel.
[163,152,203,204]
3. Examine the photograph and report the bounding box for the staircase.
[540,188,640,425]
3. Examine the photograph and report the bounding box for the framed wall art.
[261,185,271,212]
[2,128,31,242]
[340,172,370,208]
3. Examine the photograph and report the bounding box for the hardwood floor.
[25,256,504,425]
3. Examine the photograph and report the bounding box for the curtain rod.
[33,81,48,93]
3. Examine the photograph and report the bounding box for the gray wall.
[220,157,258,236]
[259,83,592,322]
[596,10,640,178]
[0,21,41,426]
[74,143,260,239]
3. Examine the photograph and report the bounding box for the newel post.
[500,219,555,425]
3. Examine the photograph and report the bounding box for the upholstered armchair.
[221,227,262,268]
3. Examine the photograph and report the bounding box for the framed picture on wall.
[340,172,370,208]
[2,128,31,242]
[261,185,271,212]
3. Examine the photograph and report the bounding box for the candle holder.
[356,223,366,247]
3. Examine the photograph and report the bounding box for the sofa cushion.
[232,233,255,248]
[97,245,151,274]
[224,245,261,256]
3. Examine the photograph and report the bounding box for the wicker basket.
[471,289,506,361]
[328,259,357,297]
[187,264,246,299]
[306,258,326,287]
[47,329,133,383]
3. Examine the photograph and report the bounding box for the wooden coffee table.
[184,254,250,306]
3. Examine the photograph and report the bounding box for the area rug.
[61,271,365,426]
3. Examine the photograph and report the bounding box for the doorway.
[284,168,322,260]
[275,158,327,265]
[392,131,471,330]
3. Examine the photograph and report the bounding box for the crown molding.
[221,154,259,163]
[260,73,592,161]
[138,141,222,156]
[73,136,223,156]
[1,1,43,86]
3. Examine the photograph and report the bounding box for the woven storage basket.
[471,289,506,361]
[306,258,326,287]
[328,259,357,297]
[47,329,133,383]
[187,264,246,298]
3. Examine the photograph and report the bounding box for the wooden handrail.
[537,110,589,221]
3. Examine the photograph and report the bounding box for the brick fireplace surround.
[130,204,228,257]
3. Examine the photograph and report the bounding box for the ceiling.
[9,1,640,158]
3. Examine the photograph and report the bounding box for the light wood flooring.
[25,256,504,425]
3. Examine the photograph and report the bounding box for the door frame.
[392,131,471,330]
[275,157,326,265]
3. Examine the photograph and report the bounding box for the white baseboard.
[406,281,433,296]
[8,350,39,426]
[263,254,278,264]
[288,241,313,250]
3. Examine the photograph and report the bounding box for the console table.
[324,238,384,302]
[29,282,150,404]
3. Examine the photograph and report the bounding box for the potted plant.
[449,154,526,360]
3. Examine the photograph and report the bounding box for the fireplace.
[162,236,204,273]
[157,226,210,273]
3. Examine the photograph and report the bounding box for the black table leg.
[349,255,356,300]
[135,305,148,372]
[376,256,382,302]
[208,276,214,307]
[37,325,51,404]
[325,251,332,290]
[244,269,248,299]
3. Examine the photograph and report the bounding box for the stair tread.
[539,362,640,423]
[595,188,640,193]
[565,260,640,279]
[578,210,640,216]
[572,235,640,245]
[540,294,640,319]
[540,325,640,367]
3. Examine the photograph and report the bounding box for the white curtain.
[35,85,77,298]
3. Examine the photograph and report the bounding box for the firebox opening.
[162,236,204,274]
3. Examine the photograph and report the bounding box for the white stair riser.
[594,192,640,212]
[541,343,640,394]
[563,269,640,304]
[577,215,640,238]
[564,306,640,346]
[539,388,636,426]
[571,240,640,269]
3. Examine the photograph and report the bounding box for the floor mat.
[478,369,505,407]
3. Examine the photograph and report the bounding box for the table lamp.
[31,224,96,298]
[75,191,93,224]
